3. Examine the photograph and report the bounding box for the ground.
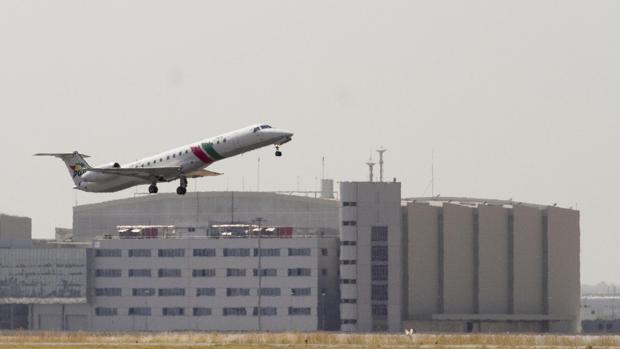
[0,332,617,349]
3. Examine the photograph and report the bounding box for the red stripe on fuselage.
[191,146,214,164]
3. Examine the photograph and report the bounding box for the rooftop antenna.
[322,156,325,180]
[431,149,435,197]
[377,147,387,182]
[366,156,376,182]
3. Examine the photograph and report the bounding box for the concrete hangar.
[0,183,580,333]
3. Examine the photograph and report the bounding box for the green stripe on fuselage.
[201,142,224,160]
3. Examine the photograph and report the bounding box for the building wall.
[477,205,509,314]
[407,203,440,318]
[547,207,580,332]
[404,199,580,333]
[442,203,475,314]
[339,182,402,333]
[73,192,339,241]
[32,236,338,332]
[0,214,31,242]
[0,248,87,304]
[513,205,544,314]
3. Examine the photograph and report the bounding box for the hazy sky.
[1,1,619,284]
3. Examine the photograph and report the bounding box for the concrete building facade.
[339,182,403,332]
[31,235,339,332]
[0,213,32,247]
[403,198,580,333]
[0,190,581,333]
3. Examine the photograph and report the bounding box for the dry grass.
[0,331,619,349]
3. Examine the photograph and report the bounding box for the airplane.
[35,124,293,195]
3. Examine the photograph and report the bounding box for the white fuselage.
[77,124,292,193]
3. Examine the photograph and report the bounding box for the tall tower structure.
[339,181,403,332]
[366,158,376,182]
[376,148,387,182]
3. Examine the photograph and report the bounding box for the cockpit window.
[253,127,260,133]
[260,125,272,129]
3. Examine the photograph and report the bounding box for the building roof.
[74,191,338,211]
[404,196,576,211]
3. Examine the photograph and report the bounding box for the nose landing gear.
[176,176,187,195]
[275,145,282,157]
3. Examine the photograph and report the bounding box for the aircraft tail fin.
[34,151,92,185]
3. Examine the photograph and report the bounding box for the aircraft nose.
[279,130,293,138]
[265,129,293,144]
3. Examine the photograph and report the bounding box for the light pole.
[321,291,326,330]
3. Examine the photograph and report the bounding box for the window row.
[133,149,190,168]
[97,268,313,278]
[95,306,311,317]
[95,247,318,258]
[95,287,313,297]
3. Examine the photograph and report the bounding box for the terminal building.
[0,180,581,333]
[32,234,339,331]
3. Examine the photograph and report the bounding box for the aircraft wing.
[185,169,222,178]
[87,167,181,181]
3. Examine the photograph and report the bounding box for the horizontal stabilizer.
[186,169,222,178]
[34,152,91,159]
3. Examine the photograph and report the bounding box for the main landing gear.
[275,145,282,157]
[176,176,187,195]
[148,184,158,194]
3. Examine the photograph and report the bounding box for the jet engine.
[99,162,121,169]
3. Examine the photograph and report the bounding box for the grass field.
[0,331,618,349]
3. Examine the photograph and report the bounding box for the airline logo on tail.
[69,163,88,178]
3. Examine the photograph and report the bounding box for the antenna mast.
[431,149,434,197]
[376,148,387,182]
[366,157,376,182]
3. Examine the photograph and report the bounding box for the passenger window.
[223,138,226,143]
[185,150,188,154]
[173,154,176,158]
[167,156,170,160]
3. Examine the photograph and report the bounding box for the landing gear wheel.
[148,184,158,194]
[176,176,188,195]
[275,145,282,157]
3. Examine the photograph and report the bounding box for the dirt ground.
[0,331,617,349]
